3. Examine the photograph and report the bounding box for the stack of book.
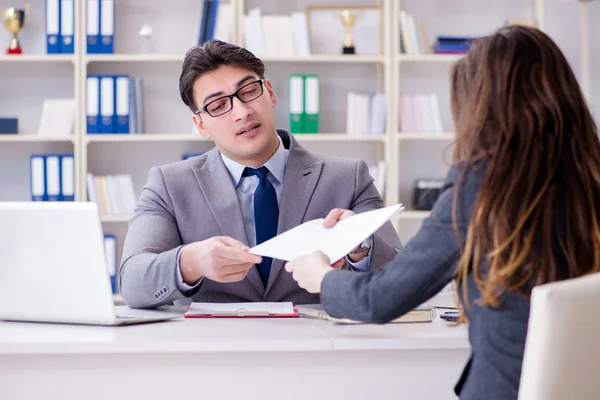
[346,92,386,136]
[86,173,137,217]
[399,94,443,133]
[399,10,430,55]
[243,8,311,57]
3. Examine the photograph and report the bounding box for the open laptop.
[0,202,178,326]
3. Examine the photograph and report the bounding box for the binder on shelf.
[114,75,130,134]
[60,0,74,54]
[99,0,114,54]
[182,153,203,160]
[30,155,46,202]
[103,234,117,294]
[45,155,61,201]
[128,78,137,134]
[198,0,221,45]
[46,0,61,54]
[205,0,219,43]
[197,0,209,44]
[60,154,75,201]
[304,74,320,134]
[288,74,304,134]
[86,75,100,134]
[99,76,115,134]
[86,0,100,53]
[133,76,144,134]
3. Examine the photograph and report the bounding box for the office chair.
[518,271,600,400]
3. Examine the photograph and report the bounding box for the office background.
[0,0,598,298]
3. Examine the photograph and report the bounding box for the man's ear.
[193,114,211,140]
[264,79,277,108]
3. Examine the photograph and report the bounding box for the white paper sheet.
[250,203,404,263]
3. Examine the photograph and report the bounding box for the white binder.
[61,155,75,201]
[45,155,61,201]
[60,0,74,53]
[30,156,46,201]
[100,76,114,133]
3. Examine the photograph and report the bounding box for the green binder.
[303,74,320,134]
[288,74,304,133]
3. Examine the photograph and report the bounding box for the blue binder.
[103,234,118,294]
[99,0,114,54]
[60,0,74,54]
[206,0,220,41]
[99,75,115,134]
[86,0,100,53]
[86,75,100,134]
[45,154,62,201]
[30,155,47,201]
[46,0,61,54]
[182,153,204,160]
[60,154,75,201]
[198,1,210,44]
[114,75,130,134]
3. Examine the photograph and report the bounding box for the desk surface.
[0,306,470,355]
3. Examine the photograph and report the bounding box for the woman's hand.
[285,251,335,293]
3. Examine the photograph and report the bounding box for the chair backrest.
[518,271,600,400]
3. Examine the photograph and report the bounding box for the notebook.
[296,304,436,325]
[184,302,299,318]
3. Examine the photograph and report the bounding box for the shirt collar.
[220,135,288,186]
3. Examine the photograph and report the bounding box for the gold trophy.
[2,5,29,55]
[340,10,358,54]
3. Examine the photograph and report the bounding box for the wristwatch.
[350,239,371,254]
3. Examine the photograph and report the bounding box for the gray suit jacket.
[120,130,402,308]
[320,162,530,400]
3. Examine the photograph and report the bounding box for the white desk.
[0,306,470,400]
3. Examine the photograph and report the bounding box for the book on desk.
[296,304,436,325]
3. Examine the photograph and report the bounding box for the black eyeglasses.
[196,79,265,117]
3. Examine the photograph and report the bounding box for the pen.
[440,311,460,322]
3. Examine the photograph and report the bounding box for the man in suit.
[119,40,402,308]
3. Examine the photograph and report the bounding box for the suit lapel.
[192,149,265,296]
[265,136,323,296]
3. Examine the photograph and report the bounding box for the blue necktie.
[242,166,279,286]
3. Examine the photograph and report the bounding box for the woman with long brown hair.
[285,24,600,399]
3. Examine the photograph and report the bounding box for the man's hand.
[323,208,355,228]
[323,208,370,263]
[179,236,262,284]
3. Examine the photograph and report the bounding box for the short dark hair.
[179,40,266,113]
